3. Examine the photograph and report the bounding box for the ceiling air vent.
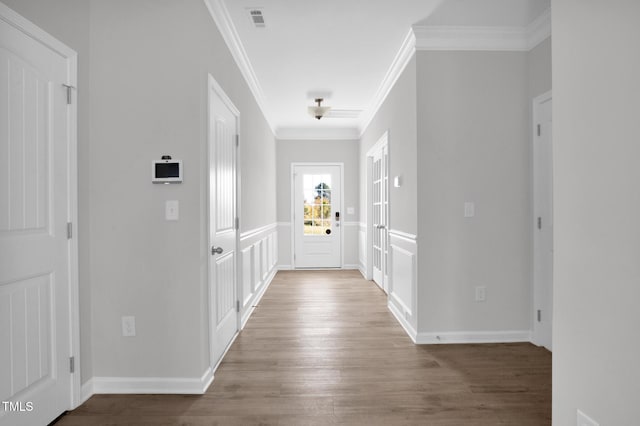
[249,9,265,28]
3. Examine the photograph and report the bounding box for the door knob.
[211,246,223,255]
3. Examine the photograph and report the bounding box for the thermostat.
[152,155,182,184]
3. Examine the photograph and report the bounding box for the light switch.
[394,176,401,188]
[166,200,179,221]
[464,202,475,218]
[347,207,355,215]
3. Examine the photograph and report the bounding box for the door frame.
[532,90,552,349]
[0,2,81,410]
[365,131,389,284]
[290,162,345,269]
[206,74,241,371]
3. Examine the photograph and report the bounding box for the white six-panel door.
[0,4,78,425]
[208,76,239,367]
[293,164,342,268]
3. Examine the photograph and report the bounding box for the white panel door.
[371,145,389,292]
[293,165,342,268]
[0,9,75,426]
[533,94,553,351]
[208,76,238,367]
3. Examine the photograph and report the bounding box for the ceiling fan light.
[308,106,331,119]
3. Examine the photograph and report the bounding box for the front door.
[293,164,342,268]
[0,6,77,425]
[208,76,238,366]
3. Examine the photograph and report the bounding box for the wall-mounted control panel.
[152,155,182,184]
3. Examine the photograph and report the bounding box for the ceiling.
[219,0,550,139]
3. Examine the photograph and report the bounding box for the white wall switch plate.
[394,176,401,187]
[475,286,486,302]
[577,410,599,426]
[165,200,179,221]
[464,202,475,218]
[121,316,136,337]
[347,207,355,215]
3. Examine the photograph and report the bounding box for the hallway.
[57,270,550,425]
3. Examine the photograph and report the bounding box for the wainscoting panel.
[240,223,278,328]
[358,222,367,277]
[241,247,253,305]
[388,230,418,341]
[276,222,292,270]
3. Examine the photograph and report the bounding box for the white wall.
[88,0,276,381]
[275,139,359,268]
[359,57,418,333]
[553,0,640,424]
[360,57,418,237]
[3,0,277,387]
[1,0,94,385]
[528,37,552,100]
[415,50,531,339]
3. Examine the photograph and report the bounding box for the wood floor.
[57,270,551,425]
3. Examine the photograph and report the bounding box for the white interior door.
[293,164,342,268]
[0,6,77,425]
[533,93,553,351]
[208,76,239,367]
[371,145,389,292]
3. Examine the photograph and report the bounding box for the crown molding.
[276,127,360,141]
[413,8,551,52]
[358,27,417,137]
[203,0,275,135]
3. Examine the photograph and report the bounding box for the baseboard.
[241,265,277,329]
[387,299,417,343]
[358,266,366,279]
[277,265,361,271]
[80,379,94,404]
[415,330,533,344]
[90,367,214,395]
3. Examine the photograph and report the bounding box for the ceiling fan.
[307,98,362,120]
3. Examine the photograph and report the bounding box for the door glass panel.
[303,174,332,235]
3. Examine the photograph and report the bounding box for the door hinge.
[235,135,239,147]
[69,356,75,373]
[537,217,542,230]
[62,84,75,105]
[537,124,541,137]
[67,222,73,239]
[236,300,240,312]
[537,310,542,322]
[235,217,239,230]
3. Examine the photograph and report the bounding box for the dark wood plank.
[56,270,551,425]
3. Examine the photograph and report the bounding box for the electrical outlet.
[577,410,599,426]
[122,316,136,337]
[475,286,486,302]
[464,202,475,218]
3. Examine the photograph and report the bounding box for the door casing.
[532,90,553,350]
